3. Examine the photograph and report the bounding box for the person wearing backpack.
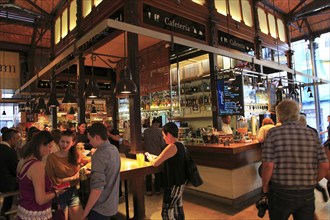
[146,122,187,220]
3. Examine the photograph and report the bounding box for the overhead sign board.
[218,31,254,54]
[143,4,206,41]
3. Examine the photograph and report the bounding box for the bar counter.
[185,140,262,206]
[186,140,261,169]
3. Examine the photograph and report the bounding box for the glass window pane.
[83,0,92,17]
[277,18,286,42]
[223,56,231,69]
[258,8,268,34]
[215,0,227,16]
[61,8,68,38]
[268,13,277,38]
[55,17,61,44]
[192,0,205,5]
[94,0,103,7]
[69,0,77,31]
[229,0,241,22]
[241,0,252,27]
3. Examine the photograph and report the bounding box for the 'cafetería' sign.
[143,4,206,41]
[218,31,254,54]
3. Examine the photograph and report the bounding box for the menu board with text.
[217,74,244,115]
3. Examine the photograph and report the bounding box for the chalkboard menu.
[217,74,244,115]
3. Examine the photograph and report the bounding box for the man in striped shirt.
[262,99,329,219]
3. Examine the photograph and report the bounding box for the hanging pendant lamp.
[68,107,75,114]
[307,86,312,93]
[114,32,137,97]
[84,54,101,99]
[37,97,47,110]
[115,66,138,96]
[47,92,60,107]
[25,101,31,112]
[32,102,40,114]
[62,83,77,104]
[2,110,6,115]
[84,77,101,99]
[90,106,97,113]
[309,92,313,98]
[45,108,51,115]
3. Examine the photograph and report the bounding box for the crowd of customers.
[0,100,329,220]
[0,121,120,220]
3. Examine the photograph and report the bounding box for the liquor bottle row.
[180,95,211,107]
[179,82,210,94]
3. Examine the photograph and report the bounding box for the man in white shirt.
[221,115,233,134]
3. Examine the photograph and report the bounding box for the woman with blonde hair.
[257,117,275,143]
[46,130,89,220]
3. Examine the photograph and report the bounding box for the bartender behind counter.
[221,115,233,134]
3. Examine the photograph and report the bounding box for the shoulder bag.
[184,147,203,187]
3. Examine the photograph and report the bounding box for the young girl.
[17,131,66,220]
[45,130,90,220]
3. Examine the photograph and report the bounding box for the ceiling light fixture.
[47,92,60,107]
[307,86,312,93]
[25,100,31,112]
[68,107,75,115]
[84,55,101,99]
[90,106,97,113]
[2,110,6,115]
[45,108,51,115]
[48,72,59,107]
[62,83,77,104]
[37,97,47,110]
[114,32,137,97]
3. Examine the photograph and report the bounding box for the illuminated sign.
[218,31,254,54]
[143,4,206,41]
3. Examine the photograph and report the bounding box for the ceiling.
[262,0,330,41]
[0,0,329,80]
[0,0,329,52]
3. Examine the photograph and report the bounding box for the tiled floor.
[1,181,329,219]
[115,180,330,220]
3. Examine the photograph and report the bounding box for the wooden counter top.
[185,140,260,154]
[185,141,261,169]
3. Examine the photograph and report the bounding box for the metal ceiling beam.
[259,0,285,17]
[0,2,42,17]
[0,15,35,27]
[52,0,67,16]
[104,19,329,83]
[286,0,330,22]
[303,18,312,36]
[0,40,31,51]
[287,0,308,16]
[24,0,52,20]
[15,19,109,95]
[292,26,330,42]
